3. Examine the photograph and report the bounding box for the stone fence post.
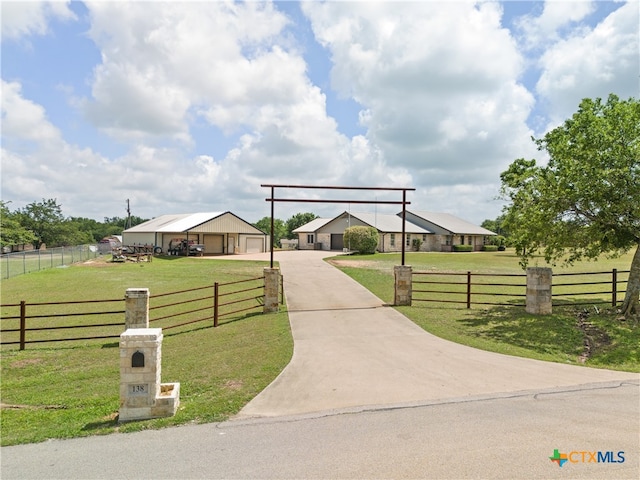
[526,267,552,315]
[264,267,280,313]
[394,265,412,306]
[125,288,150,329]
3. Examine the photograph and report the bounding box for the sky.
[1,0,638,226]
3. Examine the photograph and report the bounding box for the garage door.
[246,238,264,253]
[203,234,224,254]
[330,234,344,250]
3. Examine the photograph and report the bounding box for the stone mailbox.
[119,328,180,422]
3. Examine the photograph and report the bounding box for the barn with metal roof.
[122,211,267,255]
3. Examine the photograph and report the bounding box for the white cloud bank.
[1,1,636,225]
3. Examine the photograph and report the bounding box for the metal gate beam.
[262,184,415,267]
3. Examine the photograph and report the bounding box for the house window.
[406,235,411,247]
[307,234,314,244]
[422,234,427,242]
[461,235,465,245]
[390,234,395,247]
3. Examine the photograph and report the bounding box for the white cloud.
[1,80,62,145]
[302,1,536,209]
[536,1,639,126]
[83,1,294,141]
[1,1,76,40]
[6,1,632,227]
[515,0,596,49]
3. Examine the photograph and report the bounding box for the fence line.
[412,269,629,309]
[552,269,628,307]
[1,245,100,279]
[413,271,527,308]
[0,274,283,350]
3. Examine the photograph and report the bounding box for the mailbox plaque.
[129,384,148,396]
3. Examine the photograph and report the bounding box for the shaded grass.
[330,250,639,372]
[0,256,293,446]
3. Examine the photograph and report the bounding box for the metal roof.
[293,212,430,234]
[347,212,431,234]
[292,217,333,233]
[123,212,226,233]
[406,211,496,235]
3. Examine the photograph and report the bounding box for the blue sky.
[1,1,638,225]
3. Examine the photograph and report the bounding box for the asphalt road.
[2,381,638,479]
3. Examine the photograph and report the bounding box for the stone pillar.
[125,288,149,329]
[526,267,552,315]
[394,265,412,306]
[119,328,179,422]
[264,267,280,313]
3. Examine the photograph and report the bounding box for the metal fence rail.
[0,274,283,350]
[1,245,100,279]
[0,298,125,349]
[412,269,629,309]
[412,271,527,308]
[552,269,629,307]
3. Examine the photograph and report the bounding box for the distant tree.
[253,217,286,247]
[104,216,147,230]
[344,226,379,254]
[481,215,508,246]
[16,199,66,249]
[285,212,319,239]
[500,95,640,317]
[70,217,107,243]
[15,199,96,248]
[0,201,36,249]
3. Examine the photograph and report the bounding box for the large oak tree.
[500,95,639,318]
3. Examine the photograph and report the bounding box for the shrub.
[482,245,498,251]
[343,226,379,254]
[453,244,473,252]
[411,238,423,251]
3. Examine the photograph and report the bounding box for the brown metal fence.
[412,269,629,309]
[552,269,629,307]
[0,274,283,350]
[412,271,527,308]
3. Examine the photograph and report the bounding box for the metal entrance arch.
[262,184,416,267]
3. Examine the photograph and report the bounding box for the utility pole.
[126,199,132,230]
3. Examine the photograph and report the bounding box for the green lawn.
[1,250,638,446]
[0,256,293,446]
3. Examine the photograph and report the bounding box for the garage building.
[122,212,267,255]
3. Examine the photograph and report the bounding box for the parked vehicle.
[168,239,205,256]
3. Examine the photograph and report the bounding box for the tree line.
[0,199,147,251]
[252,212,318,248]
[0,198,319,252]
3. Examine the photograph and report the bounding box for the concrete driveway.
[228,250,638,418]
